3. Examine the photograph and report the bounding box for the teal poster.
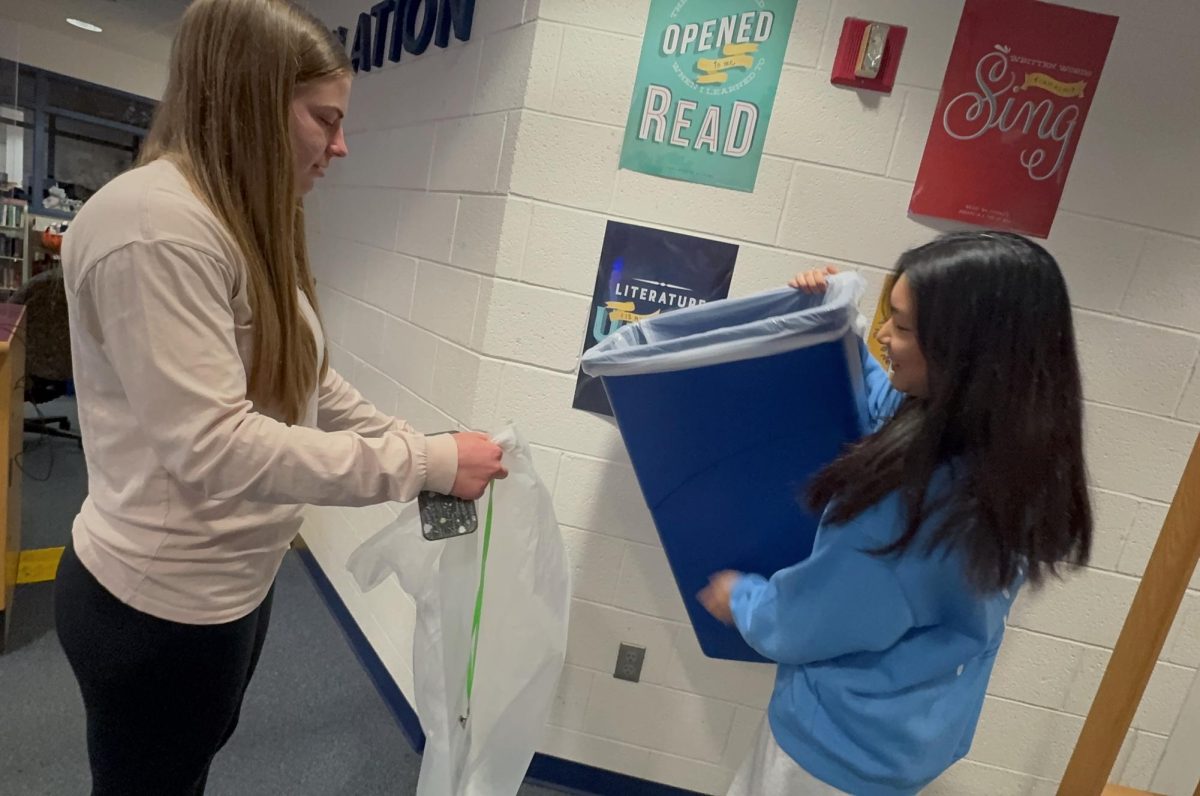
[619,1,798,192]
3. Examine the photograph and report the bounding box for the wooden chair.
[13,266,79,442]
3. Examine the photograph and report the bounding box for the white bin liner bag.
[347,424,571,796]
[580,273,868,377]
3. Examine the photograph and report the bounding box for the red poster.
[909,0,1118,238]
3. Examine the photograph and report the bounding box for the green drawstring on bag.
[459,481,495,727]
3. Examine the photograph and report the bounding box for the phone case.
[418,431,479,541]
[418,491,479,541]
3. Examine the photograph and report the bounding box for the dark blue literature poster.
[573,221,738,416]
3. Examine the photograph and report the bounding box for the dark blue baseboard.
[295,541,702,796]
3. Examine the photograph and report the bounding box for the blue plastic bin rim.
[580,272,867,377]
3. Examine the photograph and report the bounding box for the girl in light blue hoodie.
[700,232,1092,796]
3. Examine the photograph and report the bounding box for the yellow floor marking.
[16,546,64,584]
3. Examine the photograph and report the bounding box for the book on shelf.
[0,234,22,260]
[0,199,27,229]
[1,264,20,290]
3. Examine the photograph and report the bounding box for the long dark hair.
[807,231,1092,592]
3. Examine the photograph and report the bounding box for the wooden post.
[1058,432,1200,794]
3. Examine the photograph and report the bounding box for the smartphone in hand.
[418,432,479,542]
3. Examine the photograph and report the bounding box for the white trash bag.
[347,424,571,796]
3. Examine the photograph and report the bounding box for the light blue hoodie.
[730,340,1019,795]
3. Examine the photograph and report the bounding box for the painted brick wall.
[299,1,1200,792]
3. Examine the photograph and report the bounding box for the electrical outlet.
[614,643,646,683]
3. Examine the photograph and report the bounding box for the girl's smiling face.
[875,274,929,397]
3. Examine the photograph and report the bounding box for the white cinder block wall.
[299,1,1200,793]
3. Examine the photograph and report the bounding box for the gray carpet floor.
[1,398,563,795]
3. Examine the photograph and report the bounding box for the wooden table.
[0,303,26,652]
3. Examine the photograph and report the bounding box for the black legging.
[54,541,275,796]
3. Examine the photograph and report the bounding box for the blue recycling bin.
[580,276,872,662]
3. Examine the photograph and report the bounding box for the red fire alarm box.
[831,17,907,94]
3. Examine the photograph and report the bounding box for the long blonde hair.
[141,0,350,424]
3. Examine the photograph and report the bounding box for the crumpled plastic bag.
[347,424,571,796]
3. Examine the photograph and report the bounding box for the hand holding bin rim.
[579,273,873,662]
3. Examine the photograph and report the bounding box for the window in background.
[0,108,27,193]
[46,71,155,130]
[45,114,140,213]
[0,57,19,192]
[0,57,155,218]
